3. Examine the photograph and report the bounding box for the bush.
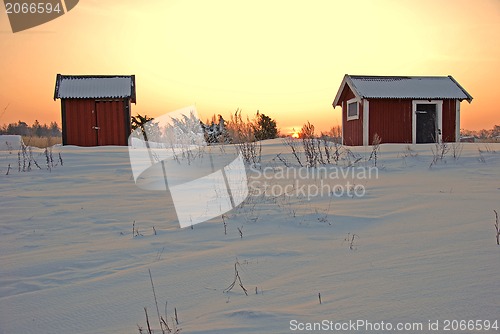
[200,114,231,144]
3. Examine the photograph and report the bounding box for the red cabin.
[54,74,136,146]
[332,75,472,146]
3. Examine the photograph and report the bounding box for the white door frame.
[363,99,369,146]
[412,100,443,144]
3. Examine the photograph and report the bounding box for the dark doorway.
[416,104,436,143]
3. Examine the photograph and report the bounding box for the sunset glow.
[0,0,499,132]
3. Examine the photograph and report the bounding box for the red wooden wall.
[441,99,456,142]
[368,99,412,144]
[62,99,131,146]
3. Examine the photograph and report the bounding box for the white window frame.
[346,98,360,121]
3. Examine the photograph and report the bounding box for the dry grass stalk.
[301,122,320,167]
[45,148,52,172]
[156,247,165,261]
[148,268,165,333]
[283,137,303,167]
[494,210,499,245]
[430,141,450,167]
[224,260,248,296]
[140,269,182,333]
[451,142,463,160]
[222,214,227,235]
[344,233,359,250]
[275,153,290,167]
[477,149,486,163]
[226,109,262,165]
[369,134,381,166]
[144,307,153,334]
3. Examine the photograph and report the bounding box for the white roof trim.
[332,74,362,108]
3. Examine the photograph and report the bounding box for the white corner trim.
[455,100,460,142]
[363,99,369,146]
[341,101,344,145]
[437,102,443,143]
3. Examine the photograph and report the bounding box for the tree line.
[0,120,61,137]
[2,117,497,141]
[461,125,500,139]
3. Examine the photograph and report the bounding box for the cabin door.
[63,100,98,146]
[95,100,128,146]
[416,104,437,143]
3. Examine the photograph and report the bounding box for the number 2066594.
[5,2,62,14]
[443,320,498,331]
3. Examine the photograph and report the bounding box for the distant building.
[332,75,472,146]
[459,136,476,143]
[54,74,136,146]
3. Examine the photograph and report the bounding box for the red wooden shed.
[332,75,472,146]
[54,74,136,146]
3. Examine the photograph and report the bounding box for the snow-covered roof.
[332,75,472,107]
[54,74,136,102]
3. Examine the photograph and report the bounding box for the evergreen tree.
[254,113,278,141]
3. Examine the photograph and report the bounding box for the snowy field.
[1,137,499,334]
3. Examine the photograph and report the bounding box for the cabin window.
[347,98,359,120]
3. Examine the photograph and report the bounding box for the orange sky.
[1,0,499,135]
